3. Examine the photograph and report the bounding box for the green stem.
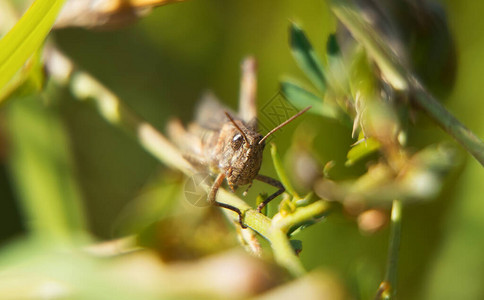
[270,143,299,198]
[410,78,484,166]
[377,199,402,300]
[220,189,330,277]
[273,201,330,232]
[270,230,306,277]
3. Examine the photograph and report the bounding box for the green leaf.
[0,0,66,104]
[281,80,339,119]
[346,136,381,166]
[289,239,303,253]
[326,34,341,57]
[7,96,87,243]
[289,23,327,93]
[288,220,318,237]
[325,34,349,95]
[0,48,46,103]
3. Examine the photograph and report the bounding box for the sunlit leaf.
[348,46,377,100]
[346,137,381,166]
[0,48,45,103]
[0,0,66,104]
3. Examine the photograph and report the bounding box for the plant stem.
[273,200,330,232]
[270,143,299,198]
[377,199,402,300]
[219,189,329,277]
[410,78,484,166]
[270,230,306,277]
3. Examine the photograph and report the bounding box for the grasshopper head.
[219,106,310,190]
[218,117,264,189]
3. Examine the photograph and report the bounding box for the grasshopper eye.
[232,134,244,150]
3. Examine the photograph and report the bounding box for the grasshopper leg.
[209,173,247,229]
[255,174,285,212]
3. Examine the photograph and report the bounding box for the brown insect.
[168,57,310,228]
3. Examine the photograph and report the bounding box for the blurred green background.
[0,0,483,299]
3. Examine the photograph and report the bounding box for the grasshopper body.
[168,58,309,227]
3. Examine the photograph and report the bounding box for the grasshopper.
[168,57,310,228]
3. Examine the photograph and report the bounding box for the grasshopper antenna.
[225,112,249,145]
[259,106,311,144]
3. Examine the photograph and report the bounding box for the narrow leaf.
[0,0,66,101]
[326,34,341,57]
[325,34,349,95]
[281,80,339,120]
[289,23,327,93]
[0,49,46,103]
